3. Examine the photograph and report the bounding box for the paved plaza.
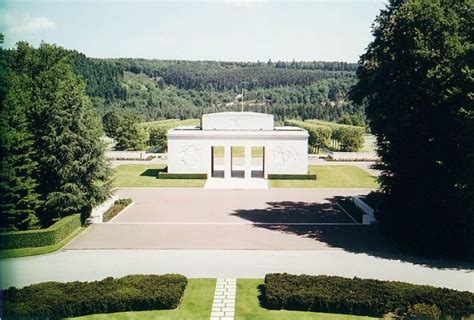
[65,188,386,250]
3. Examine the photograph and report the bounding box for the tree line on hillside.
[4,45,364,123]
[92,70,364,123]
[0,40,112,231]
[113,58,355,91]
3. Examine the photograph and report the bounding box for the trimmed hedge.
[267,174,317,180]
[103,198,133,222]
[158,172,207,179]
[2,274,187,319]
[264,273,474,318]
[0,214,81,250]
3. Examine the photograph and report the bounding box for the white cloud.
[1,11,56,34]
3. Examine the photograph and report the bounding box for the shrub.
[158,172,207,179]
[103,198,133,222]
[0,214,81,250]
[407,303,441,320]
[285,119,364,152]
[2,274,188,319]
[267,174,317,180]
[264,273,473,318]
[331,127,364,151]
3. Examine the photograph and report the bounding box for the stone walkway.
[204,177,268,189]
[211,278,236,320]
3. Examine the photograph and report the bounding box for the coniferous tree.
[31,61,113,221]
[7,42,113,223]
[0,72,41,231]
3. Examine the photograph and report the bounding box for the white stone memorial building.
[167,112,308,180]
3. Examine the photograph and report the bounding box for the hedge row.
[264,273,474,318]
[103,198,133,222]
[286,119,364,152]
[158,172,208,179]
[2,274,187,319]
[0,214,81,250]
[267,174,317,180]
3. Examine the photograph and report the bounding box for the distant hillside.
[93,59,363,123]
[6,44,364,123]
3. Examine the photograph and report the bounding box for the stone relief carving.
[177,145,203,168]
[273,146,300,167]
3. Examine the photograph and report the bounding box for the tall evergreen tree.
[0,72,41,231]
[32,61,113,221]
[351,0,473,256]
[7,42,113,223]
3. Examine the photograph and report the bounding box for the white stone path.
[211,278,236,320]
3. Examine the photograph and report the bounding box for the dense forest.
[100,59,363,122]
[5,45,363,123]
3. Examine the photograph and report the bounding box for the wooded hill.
[4,45,363,122]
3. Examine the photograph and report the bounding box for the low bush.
[407,303,441,320]
[103,198,133,222]
[158,172,207,179]
[286,119,365,152]
[0,214,81,250]
[264,273,474,318]
[2,274,188,319]
[267,174,317,180]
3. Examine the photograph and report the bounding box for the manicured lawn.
[236,279,377,320]
[0,227,87,258]
[73,279,215,319]
[113,164,205,188]
[270,165,378,189]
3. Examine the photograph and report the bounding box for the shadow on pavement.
[232,197,474,271]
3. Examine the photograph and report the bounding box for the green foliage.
[0,72,41,231]
[285,119,364,152]
[103,198,133,222]
[6,42,113,224]
[0,214,81,249]
[141,118,199,151]
[2,274,188,319]
[158,172,208,179]
[101,109,122,138]
[147,127,168,152]
[267,174,317,180]
[338,114,364,127]
[350,0,474,256]
[103,110,147,151]
[264,273,474,318]
[407,303,441,320]
[331,127,365,152]
[92,63,364,122]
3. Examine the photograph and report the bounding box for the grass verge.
[270,165,378,189]
[113,164,205,188]
[0,226,87,259]
[72,278,215,319]
[236,279,377,320]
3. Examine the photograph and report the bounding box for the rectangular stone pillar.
[244,146,252,179]
[224,146,232,179]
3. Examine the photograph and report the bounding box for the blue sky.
[1,0,386,62]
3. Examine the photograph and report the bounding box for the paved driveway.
[66,188,387,250]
